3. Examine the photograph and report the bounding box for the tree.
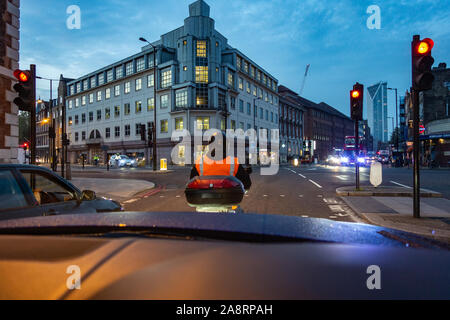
[18,111,30,144]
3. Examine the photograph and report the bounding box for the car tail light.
[187,177,241,190]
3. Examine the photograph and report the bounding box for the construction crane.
[299,64,310,96]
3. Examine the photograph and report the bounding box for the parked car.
[109,155,137,168]
[0,164,122,221]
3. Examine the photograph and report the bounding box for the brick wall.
[0,0,19,163]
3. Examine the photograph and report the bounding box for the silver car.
[109,155,137,168]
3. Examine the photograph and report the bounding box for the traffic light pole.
[30,64,36,165]
[355,120,360,190]
[412,88,420,218]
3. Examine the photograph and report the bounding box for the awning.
[419,132,450,140]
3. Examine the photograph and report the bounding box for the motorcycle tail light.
[187,177,241,190]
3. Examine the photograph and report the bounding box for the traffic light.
[411,35,434,91]
[13,69,35,112]
[350,82,364,121]
[140,124,146,141]
[22,142,29,151]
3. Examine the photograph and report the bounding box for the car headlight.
[357,157,365,163]
[340,157,349,163]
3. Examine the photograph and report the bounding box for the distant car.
[109,155,137,168]
[0,164,122,221]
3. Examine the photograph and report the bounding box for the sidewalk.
[340,196,450,240]
[70,178,155,202]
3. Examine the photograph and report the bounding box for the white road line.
[336,175,347,181]
[390,181,412,189]
[308,179,322,188]
[123,198,138,204]
[298,173,306,178]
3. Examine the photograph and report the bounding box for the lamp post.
[139,37,158,171]
[388,87,399,152]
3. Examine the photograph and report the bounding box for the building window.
[253,85,257,96]
[136,57,145,72]
[68,116,72,126]
[115,126,120,137]
[175,89,188,108]
[114,106,120,117]
[161,69,172,88]
[135,100,142,113]
[196,117,210,130]
[75,132,79,142]
[124,124,130,136]
[175,117,184,130]
[260,107,263,119]
[238,77,243,90]
[160,119,168,133]
[271,112,274,122]
[246,81,251,94]
[228,73,234,87]
[125,62,133,76]
[135,124,142,135]
[74,115,79,125]
[237,56,241,70]
[89,112,93,122]
[247,102,251,115]
[105,127,110,138]
[81,96,86,106]
[243,61,249,73]
[76,82,81,93]
[105,88,111,99]
[114,85,120,96]
[160,94,169,109]
[97,73,103,85]
[251,66,255,78]
[147,97,154,111]
[116,66,123,79]
[230,120,236,130]
[81,113,86,123]
[196,40,207,57]
[68,100,73,109]
[97,110,101,121]
[134,78,141,91]
[124,103,130,115]
[90,77,96,88]
[147,74,154,87]
[106,69,113,82]
[265,110,269,121]
[124,82,131,94]
[105,108,110,119]
[83,80,88,91]
[81,131,86,141]
[239,99,244,113]
[239,122,244,130]
[195,66,208,83]
[75,98,79,107]
[97,91,102,101]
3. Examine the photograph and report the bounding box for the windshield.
[1,0,449,301]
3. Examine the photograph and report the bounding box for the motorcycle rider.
[190,131,252,190]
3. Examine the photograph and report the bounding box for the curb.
[336,187,442,198]
[340,196,450,240]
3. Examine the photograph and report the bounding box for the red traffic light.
[13,69,30,82]
[351,90,360,98]
[416,38,434,55]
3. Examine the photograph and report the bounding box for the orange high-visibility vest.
[195,156,239,176]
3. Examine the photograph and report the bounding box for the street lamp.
[139,37,158,171]
[388,87,399,152]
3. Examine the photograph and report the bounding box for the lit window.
[125,82,131,94]
[105,108,110,119]
[81,96,86,106]
[135,100,142,113]
[228,73,234,87]
[124,103,130,115]
[244,61,248,73]
[147,98,154,111]
[246,82,251,94]
[195,66,208,83]
[175,118,184,130]
[196,117,210,130]
[114,85,120,96]
[97,91,102,101]
[105,88,111,99]
[160,119,168,133]
[116,66,123,79]
[106,69,113,82]
[90,77,95,88]
[196,40,207,57]
[238,77,243,90]
[89,93,94,103]
[75,98,79,107]
[237,57,241,70]
[114,106,120,117]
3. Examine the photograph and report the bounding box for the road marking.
[323,198,340,204]
[123,198,138,204]
[390,181,412,189]
[329,216,338,219]
[308,179,322,188]
[329,205,346,212]
[301,215,309,218]
[298,173,306,178]
[263,194,268,197]
[336,175,347,181]
[280,194,285,197]
[176,195,181,198]
[298,195,304,197]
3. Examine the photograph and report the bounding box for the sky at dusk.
[20,0,450,135]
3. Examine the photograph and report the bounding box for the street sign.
[419,125,425,134]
